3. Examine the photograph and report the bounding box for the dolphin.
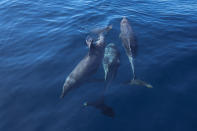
[120,16,152,88]
[60,25,112,98]
[103,43,120,90]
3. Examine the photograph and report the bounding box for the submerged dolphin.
[120,17,152,88]
[103,43,120,89]
[60,25,112,98]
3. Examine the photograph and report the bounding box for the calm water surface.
[0,0,197,131]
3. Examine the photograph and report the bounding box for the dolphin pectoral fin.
[130,79,153,88]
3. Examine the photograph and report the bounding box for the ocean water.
[0,0,197,130]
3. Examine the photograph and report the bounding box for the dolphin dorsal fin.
[86,36,93,48]
[86,36,95,56]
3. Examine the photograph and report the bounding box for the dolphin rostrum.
[60,25,112,98]
[120,16,152,88]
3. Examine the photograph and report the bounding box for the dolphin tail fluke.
[99,25,112,35]
[92,25,112,34]
[130,79,153,88]
[105,25,112,34]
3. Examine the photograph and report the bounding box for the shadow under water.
[84,97,115,118]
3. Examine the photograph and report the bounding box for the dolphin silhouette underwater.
[103,43,120,92]
[103,43,120,81]
[60,25,112,98]
[83,97,115,118]
[120,16,152,88]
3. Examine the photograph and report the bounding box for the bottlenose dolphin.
[103,43,120,90]
[60,25,112,98]
[120,16,152,88]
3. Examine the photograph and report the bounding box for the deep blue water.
[1,0,197,130]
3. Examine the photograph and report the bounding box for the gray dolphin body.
[103,43,120,88]
[120,17,152,88]
[61,26,112,98]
